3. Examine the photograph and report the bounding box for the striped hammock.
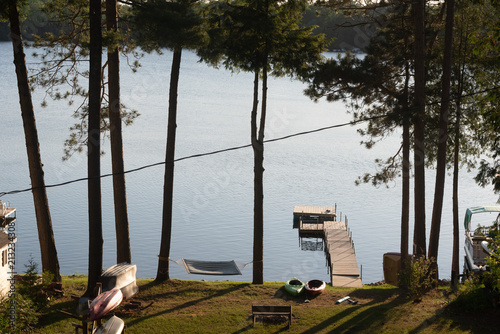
[170,258,251,276]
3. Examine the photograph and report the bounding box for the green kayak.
[285,277,305,296]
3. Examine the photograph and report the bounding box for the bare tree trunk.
[451,103,461,290]
[412,0,427,258]
[156,47,182,283]
[401,53,411,270]
[451,58,465,290]
[401,121,410,263]
[8,0,61,282]
[399,5,411,272]
[252,65,264,284]
[429,0,455,275]
[107,0,131,264]
[451,12,469,290]
[85,0,103,297]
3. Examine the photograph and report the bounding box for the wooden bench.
[252,305,292,328]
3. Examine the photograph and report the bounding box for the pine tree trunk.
[252,69,265,284]
[451,64,464,289]
[156,47,182,283]
[401,120,410,262]
[86,0,103,297]
[8,0,61,282]
[450,6,473,289]
[429,0,455,271]
[107,0,131,264]
[451,104,461,290]
[412,0,427,258]
[401,57,411,270]
[251,67,264,285]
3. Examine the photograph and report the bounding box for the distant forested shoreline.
[0,6,375,52]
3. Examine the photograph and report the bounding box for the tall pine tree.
[198,0,327,283]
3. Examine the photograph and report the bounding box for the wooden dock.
[293,206,336,221]
[295,206,362,288]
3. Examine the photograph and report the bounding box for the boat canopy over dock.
[294,205,362,288]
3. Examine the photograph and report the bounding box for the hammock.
[169,258,252,276]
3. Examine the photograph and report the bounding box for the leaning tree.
[31,0,140,271]
[3,0,61,282]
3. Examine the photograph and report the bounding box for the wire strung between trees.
[1,85,499,198]
[0,115,383,198]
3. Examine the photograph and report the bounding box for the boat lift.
[463,206,500,279]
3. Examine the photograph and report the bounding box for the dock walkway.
[294,206,362,288]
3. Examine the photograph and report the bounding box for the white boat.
[99,263,139,299]
[95,315,125,334]
[463,206,500,278]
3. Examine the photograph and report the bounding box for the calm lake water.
[1,42,498,284]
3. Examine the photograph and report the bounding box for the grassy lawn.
[32,276,500,333]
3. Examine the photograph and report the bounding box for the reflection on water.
[300,238,324,252]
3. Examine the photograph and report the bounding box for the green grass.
[30,277,500,333]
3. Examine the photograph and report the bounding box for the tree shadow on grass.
[273,286,309,302]
[301,288,404,333]
[409,303,500,334]
[132,280,216,302]
[38,299,82,328]
[41,280,249,330]
[39,280,177,328]
[124,282,249,328]
[235,317,294,334]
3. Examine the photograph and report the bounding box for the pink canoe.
[89,288,123,321]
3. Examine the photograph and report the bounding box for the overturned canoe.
[305,279,326,297]
[285,277,305,296]
[99,262,139,299]
[89,288,123,321]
